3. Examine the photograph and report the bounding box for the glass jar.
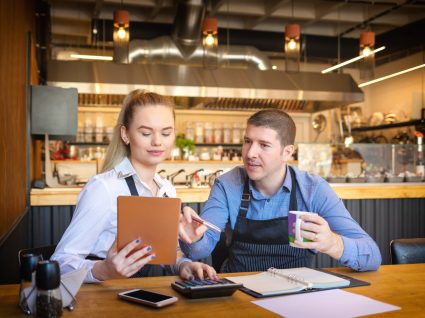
[35,260,63,318]
[204,122,213,143]
[223,123,232,144]
[195,122,204,143]
[185,121,195,141]
[232,122,241,144]
[213,123,222,144]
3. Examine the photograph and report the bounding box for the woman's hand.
[92,238,156,281]
[179,261,218,280]
[179,206,208,244]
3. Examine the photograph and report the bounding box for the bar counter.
[31,183,425,206]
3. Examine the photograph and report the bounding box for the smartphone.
[118,289,178,308]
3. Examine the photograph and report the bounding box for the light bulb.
[362,46,372,57]
[204,33,215,47]
[288,39,297,51]
[117,27,126,40]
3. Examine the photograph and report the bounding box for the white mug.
[288,211,318,247]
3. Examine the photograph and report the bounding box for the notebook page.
[271,267,350,289]
[226,272,306,296]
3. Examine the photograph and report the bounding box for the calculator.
[171,279,243,299]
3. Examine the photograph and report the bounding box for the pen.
[191,215,222,233]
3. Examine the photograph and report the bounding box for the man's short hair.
[247,109,296,146]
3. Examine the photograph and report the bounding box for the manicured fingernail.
[151,254,156,259]
[147,246,152,252]
[135,239,140,244]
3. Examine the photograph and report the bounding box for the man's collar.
[248,165,292,200]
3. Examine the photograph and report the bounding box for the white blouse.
[51,157,190,282]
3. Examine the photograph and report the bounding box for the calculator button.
[175,281,190,288]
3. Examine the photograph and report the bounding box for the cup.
[288,211,318,247]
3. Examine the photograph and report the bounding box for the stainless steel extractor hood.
[47,60,364,112]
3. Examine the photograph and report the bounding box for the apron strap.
[125,176,139,196]
[288,166,297,211]
[238,177,251,217]
[237,165,298,218]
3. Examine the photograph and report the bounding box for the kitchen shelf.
[195,143,242,147]
[69,142,109,146]
[351,119,424,132]
[69,142,243,147]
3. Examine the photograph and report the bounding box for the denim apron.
[221,166,314,272]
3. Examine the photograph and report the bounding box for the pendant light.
[113,2,130,63]
[359,31,375,80]
[202,16,218,69]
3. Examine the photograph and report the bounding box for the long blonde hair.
[101,89,175,173]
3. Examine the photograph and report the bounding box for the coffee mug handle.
[295,218,303,242]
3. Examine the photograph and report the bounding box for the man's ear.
[282,144,295,161]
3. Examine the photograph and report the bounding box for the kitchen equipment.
[312,114,327,142]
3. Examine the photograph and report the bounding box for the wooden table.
[1,264,424,317]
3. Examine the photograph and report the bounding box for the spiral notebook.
[226,267,353,297]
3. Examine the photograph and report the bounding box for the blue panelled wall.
[0,198,424,284]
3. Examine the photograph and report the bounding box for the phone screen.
[124,289,173,303]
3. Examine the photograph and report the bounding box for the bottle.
[416,133,424,179]
[95,113,104,143]
[19,253,41,315]
[35,260,63,317]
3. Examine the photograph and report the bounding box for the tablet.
[117,196,181,265]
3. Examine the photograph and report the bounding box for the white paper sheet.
[252,289,400,318]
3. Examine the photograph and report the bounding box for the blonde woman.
[52,90,216,282]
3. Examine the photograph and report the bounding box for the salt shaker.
[35,260,63,317]
[19,253,41,315]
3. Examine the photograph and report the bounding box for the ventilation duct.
[49,0,364,111]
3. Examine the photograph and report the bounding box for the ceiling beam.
[149,0,165,20]
[338,0,414,37]
[245,0,291,30]
[210,0,226,16]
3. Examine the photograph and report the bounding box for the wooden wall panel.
[0,0,37,243]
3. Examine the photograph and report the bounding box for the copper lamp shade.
[114,10,129,27]
[203,17,218,35]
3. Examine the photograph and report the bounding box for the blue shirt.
[180,165,381,271]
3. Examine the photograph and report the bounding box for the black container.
[20,254,41,282]
[35,260,63,317]
[35,261,61,291]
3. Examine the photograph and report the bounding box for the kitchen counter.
[30,183,425,206]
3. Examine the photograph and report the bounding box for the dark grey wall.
[1,198,424,284]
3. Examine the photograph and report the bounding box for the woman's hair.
[101,89,175,173]
[247,109,296,146]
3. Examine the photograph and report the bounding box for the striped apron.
[221,166,314,273]
[125,176,166,277]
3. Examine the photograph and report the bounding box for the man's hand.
[179,206,208,243]
[290,213,344,260]
[179,261,218,280]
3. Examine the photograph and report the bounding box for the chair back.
[390,238,425,264]
[18,245,57,265]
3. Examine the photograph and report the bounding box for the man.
[179,109,381,273]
